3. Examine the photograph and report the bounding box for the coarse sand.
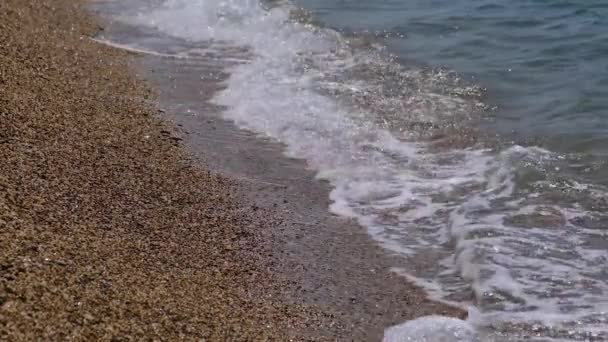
[0,0,333,339]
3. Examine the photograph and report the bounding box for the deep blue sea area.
[296,0,608,155]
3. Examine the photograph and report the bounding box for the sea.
[95,0,608,340]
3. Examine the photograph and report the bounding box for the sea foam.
[383,316,478,342]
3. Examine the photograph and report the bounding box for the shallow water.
[96,0,608,340]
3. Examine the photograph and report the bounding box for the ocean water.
[296,0,608,158]
[98,0,608,340]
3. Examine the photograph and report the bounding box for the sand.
[0,0,330,339]
[1,0,465,340]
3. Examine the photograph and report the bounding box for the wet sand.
[1,0,464,340]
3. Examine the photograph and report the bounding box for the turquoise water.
[295,0,608,156]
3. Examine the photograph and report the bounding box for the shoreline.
[96,0,467,339]
[1,0,465,340]
[135,48,467,340]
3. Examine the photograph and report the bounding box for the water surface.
[297,0,608,157]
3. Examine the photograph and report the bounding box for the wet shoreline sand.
[1,0,464,340]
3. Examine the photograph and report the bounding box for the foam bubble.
[383,316,478,342]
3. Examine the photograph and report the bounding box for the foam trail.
[383,316,478,342]
[91,38,190,58]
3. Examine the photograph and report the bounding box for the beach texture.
[0,0,331,339]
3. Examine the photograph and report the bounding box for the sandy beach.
[1,0,464,340]
[0,0,325,339]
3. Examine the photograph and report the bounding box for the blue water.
[295,0,608,156]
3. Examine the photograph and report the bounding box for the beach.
[0,0,319,339]
[0,0,465,340]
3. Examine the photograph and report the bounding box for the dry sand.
[0,0,331,339]
[1,0,464,340]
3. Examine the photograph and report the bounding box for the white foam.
[127,0,267,41]
[383,316,478,342]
